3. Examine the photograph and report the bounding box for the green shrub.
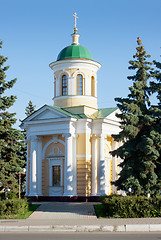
[0,192,5,200]
[0,201,7,216]
[0,198,29,218]
[101,195,161,218]
[7,191,18,199]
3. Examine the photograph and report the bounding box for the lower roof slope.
[49,105,118,120]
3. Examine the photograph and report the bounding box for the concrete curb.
[0,224,161,232]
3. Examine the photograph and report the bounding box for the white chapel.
[22,14,121,199]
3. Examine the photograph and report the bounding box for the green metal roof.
[21,105,118,124]
[49,105,87,119]
[57,44,93,61]
[49,105,118,120]
[91,107,118,119]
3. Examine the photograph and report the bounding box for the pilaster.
[68,77,75,95]
[25,137,29,196]
[29,136,38,196]
[37,136,43,196]
[63,133,74,196]
[72,134,78,196]
[97,134,106,196]
[91,134,97,196]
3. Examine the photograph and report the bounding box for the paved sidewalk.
[0,202,161,232]
[28,202,97,220]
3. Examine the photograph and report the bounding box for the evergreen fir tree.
[111,37,160,195]
[0,41,25,192]
[151,60,161,109]
[25,100,36,117]
[149,60,161,191]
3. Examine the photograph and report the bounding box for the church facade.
[22,19,121,198]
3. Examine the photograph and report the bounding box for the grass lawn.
[0,204,40,219]
[16,203,40,219]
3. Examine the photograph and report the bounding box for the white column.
[56,76,60,97]
[63,133,74,196]
[72,134,78,196]
[37,136,43,196]
[85,75,90,95]
[95,78,97,98]
[25,137,29,196]
[112,140,118,194]
[91,135,97,196]
[98,134,106,195]
[29,136,38,196]
[68,77,73,95]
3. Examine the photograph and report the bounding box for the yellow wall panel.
[58,134,65,142]
[86,133,91,156]
[77,134,86,155]
[42,159,49,196]
[77,133,91,156]
[41,136,65,195]
[42,136,53,149]
[77,153,91,196]
[54,96,97,109]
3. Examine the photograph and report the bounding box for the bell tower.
[49,13,101,115]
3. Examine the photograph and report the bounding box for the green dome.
[57,44,93,61]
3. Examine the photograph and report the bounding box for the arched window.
[77,74,83,95]
[62,75,67,96]
[91,76,95,97]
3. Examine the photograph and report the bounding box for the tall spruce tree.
[25,100,36,117]
[149,60,161,191]
[0,41,25,192]
[111,37,160,195]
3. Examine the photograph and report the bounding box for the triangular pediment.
[32,109,66,120]
[22,105,71,122]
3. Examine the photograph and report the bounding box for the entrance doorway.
[48,158,63,196]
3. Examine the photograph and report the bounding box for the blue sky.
[1,0,161,128]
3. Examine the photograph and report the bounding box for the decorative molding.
[48,158,63,196]
[49,59,101,73]
[89,72,97,79]
[54,74,57,81]
[91,134,97,140]
[104,139,112,151]
[73,133,79,139]
[23,105,71,124]
[58,70,70,79]
[48,146,64,157]
[53,136,58,143]
[72,69,86,78]
[97,134,107,139]
[30,135,38,142]
[37,136,43,142]
[42,136,65,158]
[28,135,42,143]
[62,133,72,138]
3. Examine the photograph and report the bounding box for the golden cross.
[73,12,78,29]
